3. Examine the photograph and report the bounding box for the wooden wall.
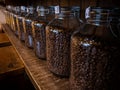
[5,0,120,7]
[5,0,28,6]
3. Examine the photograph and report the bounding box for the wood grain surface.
[0,45,24,80]
[0,32,11,47]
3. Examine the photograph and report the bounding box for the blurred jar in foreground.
[70,7,120,90]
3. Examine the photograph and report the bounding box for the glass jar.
[6,5,12,27]
[10,6,17,31]
[6,6,13,29]
[12,6,21,35]
[46,7,82,77]
[8,11,12,30]
[70,7,120,90]
[33,6,54,59]
[10,6,16,31]
[9,12,13,30]
[24,6,37,48]
[16,6,27,41]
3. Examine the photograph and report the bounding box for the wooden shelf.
[0,32,11,47]
[0,45,24,80]
[2,24,70,90]
[0,31,24,80]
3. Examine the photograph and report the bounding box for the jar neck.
[15,6,20,14]
[54,7,82,22]
[27,7,34,14]
[20,6,26,13]
[86,7,120,26]
[37,7,49,16]
[55,9,78,20]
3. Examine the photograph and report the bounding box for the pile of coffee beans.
[46,25,74,77]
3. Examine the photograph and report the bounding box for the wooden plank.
[60,0,69,7]
[2,24,70,90]
[0,45,24,80]
[0,32,11,47]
